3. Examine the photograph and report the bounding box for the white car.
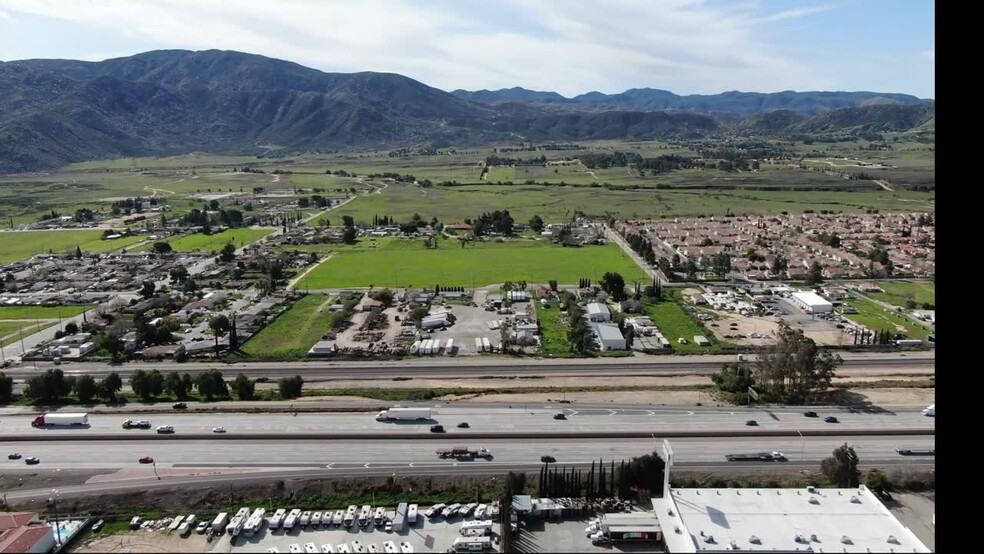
[384,521,393,532]
[585,525,599,536]
[383,541,399,554]
[212,426,226,433]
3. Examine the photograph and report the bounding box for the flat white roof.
[586,302,610,315]
[791,290,833,308]
[653,486,930,553]
[593,322,624,342]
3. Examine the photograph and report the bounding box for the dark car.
[430,425,445,433]
[457,422,470,428]
[172,402,187,409]
[7,453,22,460]
[24,456,40,465]
[553,413,566,420]
[804,411,818,418]
[138,456,154,464]
[824,416,839,423]
[745,420,758,426]
[540,455,556,463]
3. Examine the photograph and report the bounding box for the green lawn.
[0,305,91,320]
[238,294,335,359]
[868,280,935,308]
[644,291,721,351]
[299,237,649,288]
[842,295,934,341]
[0,322,56,347]
[166,228,275,252]
[533,300,579,358]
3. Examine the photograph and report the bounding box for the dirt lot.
[74,529,208,553]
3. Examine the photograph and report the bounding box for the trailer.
[31,412,88,427]
[725,451,785,462]
[343,505,357,527]
[437,447,492,460]
[244,508,266,536]
[358,505,371,527]
[896,339,923,347]
[373,507,386,526]
[376,407,432,421]
[409,341,421,355]
[444,339,454,355]
[407,504,418,524]
[459,520,493,535]
[211,512,230,534]
[178,514,197,537]
[452,536,492,551]
[284,509,302,531]
[168,515,185,532]
[475,337,483,352]
[421,317,447,330]
[267,509,286,531]
[482,337,491,352]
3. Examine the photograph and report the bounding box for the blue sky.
[0,0,934,98]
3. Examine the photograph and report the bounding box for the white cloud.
[0,0,836,95]
[0,7,15,21]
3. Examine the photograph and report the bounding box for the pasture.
[238,294,335,359]
[0,305,91,320]
[165,228,275,252]
[868,280,936,308]
[298,237,649,288]
[644,292,723,351]
[0,230,156,263]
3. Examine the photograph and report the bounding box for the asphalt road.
[4,351,935,381]
[0,406,935,437]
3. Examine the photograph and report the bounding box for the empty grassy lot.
[166,228,274,252]
[0,305,90,320]
[644,291,723,351]
[0,230,157,263]
[868,280,935,308]
[300,237,648,288]
[238,294,335,359]
[534,300,578,358]
[842,295,934,341]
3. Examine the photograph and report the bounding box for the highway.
[3,351,935,380]
[0,406,936,437]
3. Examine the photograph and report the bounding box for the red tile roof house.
[0,512,54,554]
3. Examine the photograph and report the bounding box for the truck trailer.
[725,451,785,462]
[31,412,88,427]
[376,408,432,421]
[436,447,492,460]
[211,512,230,534]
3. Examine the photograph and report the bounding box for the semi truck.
[31,412,88,427]
[376,408,432,421]
[436,447,492,460]
[725,451,786,462]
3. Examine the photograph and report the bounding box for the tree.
[821,443,861,487]
[219,242,236,263]
[101,371,124,402]
[208,314,231,352]
[529,215,545,233]
[711,363,755,394]
[195,369,228,400]
[165,371,189,399]
[755,322,842,403]
[139,280,156,298]
[600,272,627,302]
[147,369,164,398]
[152,241,173,255]
[370,288,395,308]
[711,253,732,275]
[342,215,355,228]
[64,322,79,335]
[278,375,304,399]
[771,255,788,276]
[684,259,698,280]
[805,261,824,285]
[233,373,255,401]
[0,372,14,404]
[73,374,99,404]
[342,226,357,244]
[25,369,72,403]
[130,369,151,400]
[169,266,190,286]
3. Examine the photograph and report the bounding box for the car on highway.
[429,425,445,433]
[553,413,566,420]
[24,456,40,465]
[824,416,839,423]
[156,425,175,434]
[7,453,21,460]
[540,455,556,463]
[172,402,187,409]
[745,420,758,426]
[803,411,818,418]
[138,456,154,464]
[212,426,226,433]
[457,422,469,428]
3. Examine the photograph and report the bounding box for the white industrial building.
[586,302,611,322]
[790,291,833,314]
[592,322,626,350]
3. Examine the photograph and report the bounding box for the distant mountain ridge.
[0,49,934,173]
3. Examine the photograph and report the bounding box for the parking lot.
[421,291,524,356]
[512,517,661,553]
[209,511,496,553]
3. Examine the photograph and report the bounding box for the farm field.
[644,292,723,352]
[842,295,934,341]
[0,230,156,263]
[0,305,91,320]
[299,237,649,288]
[238,294,336,359]
[165,228,275,252]
[867,280,935,308]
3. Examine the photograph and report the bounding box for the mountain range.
[0,49,935,173]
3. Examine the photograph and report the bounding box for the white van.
[922,404,935,416]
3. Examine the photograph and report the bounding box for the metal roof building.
[790,291,833,314]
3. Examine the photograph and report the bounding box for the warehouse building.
[789,291,833,314]
[592,322,626,351]
[586,302,611,322]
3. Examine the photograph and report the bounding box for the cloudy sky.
[0,0,934,98]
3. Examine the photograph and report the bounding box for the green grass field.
[298,237,648,288]
[842,295,934,341]
[0,230,158,263]
[238,294,335,359]
[868,280,935,308]
[534,300,579,358]
[166,228,275,252]
[644,291,722,351]
[0,305,91,320]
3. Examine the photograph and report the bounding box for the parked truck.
[31,412,88,427]
[436,447,492,460]
[211,512,230,534]
[725,451,785,462]
[178,514,197,537]
[376,408,432,421]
